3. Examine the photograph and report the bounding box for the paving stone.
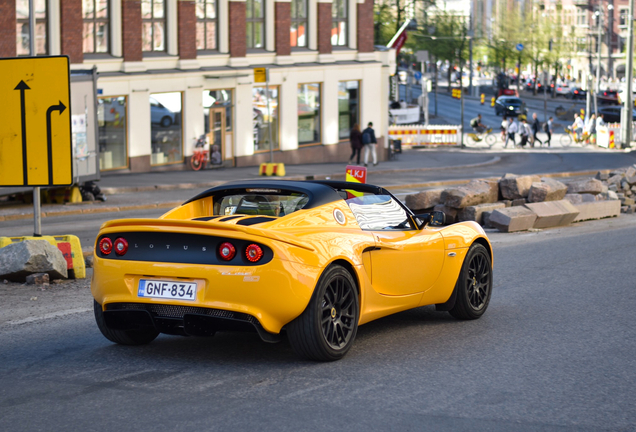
[566,178,605,195]
[573,200,622,222]
[580,193,596,202]
[621,197,635,205]
[527,178,568,202]
[26,273,50,285]
[564,194,583,204]
[512,198,527,206]
[433,204,458,224]
[405,188,444,211]
[608,183,618,192]
[503,200,513,207]
[442,180,499,209]
[489,207,538,233]
[625,165,636,185]
[482,211,493,228]
[595,171,610,181]
[498,173,540,200]
[524,200,580,229]
[0,240,68,282]
[607,174,624,186]
[458,202,506,225]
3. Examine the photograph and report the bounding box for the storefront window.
[298,83,320,144]
[253,86,280,152]
[97,96,128,170]
[150,92,183,165]
[203,89,233,165]
[338,81,359,139]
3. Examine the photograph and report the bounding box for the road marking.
[6,307,91,325]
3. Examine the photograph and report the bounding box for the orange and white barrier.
[388,125,461,146]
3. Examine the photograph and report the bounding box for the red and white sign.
[393,32,408,56]
[346,165,367,184]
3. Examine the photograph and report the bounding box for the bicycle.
[190,135,210,171]
[560,126,589,147]
[466,127,497,148]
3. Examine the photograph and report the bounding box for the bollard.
[480,93,485,105]
[491,97,495,107]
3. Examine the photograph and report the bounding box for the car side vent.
[219,215,243,222]
[236,217,276,226]
[192,216,221,221]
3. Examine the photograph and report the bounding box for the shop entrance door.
[207,108,228,165]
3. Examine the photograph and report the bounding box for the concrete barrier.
[573,200,622,222]
[524,200,580,228]
[489,207,538,232]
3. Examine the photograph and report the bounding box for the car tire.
[93,300,159,345]
[160,116,172,128]
[448,243,492,320]
[287,265,359,361]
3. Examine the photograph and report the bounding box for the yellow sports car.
[92,180,493,361]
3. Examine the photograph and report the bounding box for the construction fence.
[388,125,461,146]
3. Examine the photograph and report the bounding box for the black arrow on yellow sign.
[15,80,30,185]
[46,101,66,185]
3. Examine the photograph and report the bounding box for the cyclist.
[470,114,487,133]
[571,113,584,138]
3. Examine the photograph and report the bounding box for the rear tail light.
[219,242,236,261]
[114,238,128,256]
[99,238,113,255]
[245,244,263,263]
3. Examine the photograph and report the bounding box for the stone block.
[489,207,538,233]
[524,200,580,229]
[26,273,50,285]
[512,198,527,206]
[442,180,498,209]
[608,184,618,192]
[405,188,444,211]
[482,211,493,228]
[566,178,605,195]
[498,173,540,200]
[573,200,622,222]
[527,178,568,202]
[621,197,635,205]
[0,240,68,282]
[458,202,506,225]
[622,180,631,191]
[581,194,596,202]
[434,204,458,224]
[625,166,636,185]
[607,174,624,186]
[503,200,513,207]
[564,194,583,204]
[595,171,609,181]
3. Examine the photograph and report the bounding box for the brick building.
[1,0,394,173]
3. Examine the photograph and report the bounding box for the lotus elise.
[92,180,493,361]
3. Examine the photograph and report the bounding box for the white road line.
[6,307,92,325]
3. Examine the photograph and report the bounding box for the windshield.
[213,191,309,217]
[504,98,521,104]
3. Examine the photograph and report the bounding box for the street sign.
[346,165,367,184]
[516,43,524,51]
[414,71,422,81]
[254,67,267,83]
[0,56,72,187]
[416,50,429,62]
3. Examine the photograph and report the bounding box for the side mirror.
[413,211,446,228]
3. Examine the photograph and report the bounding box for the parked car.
[150,97,176,127]
[494,96,527,116]
[555,83,571,97]
[566,87,586,100]
[596,106,636,123]
[91,180,493,361]
[597,90,619,105]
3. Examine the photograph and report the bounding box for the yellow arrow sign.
[0,56,72,187]
[254,67,267,83]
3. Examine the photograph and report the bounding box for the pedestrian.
[586,113,597,145]
[505,117,518,148]
[362,122,378,167]
[531,113,543,146]
[596,113,606,129]
[543,116,553,147]
[348,123,363,165]
[501,116,509,141]
[519,118,531,147]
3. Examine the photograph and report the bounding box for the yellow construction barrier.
[259,163,286,177]
[0,235,86,279]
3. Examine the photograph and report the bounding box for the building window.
[150,92,183,165]
[576,8,587,26]
[203,89,233,165]
[98,96,128,170]
[338,81,359,139]
[332,0,347,46]
[298,83,321,144]
[253,86,279,152]
[196,0,217,50]
[83,0,110,54]
[619,8,628,27]
[142,0,166,52]
[246,0,265,49]
[291,0,307,48]
[16,0,47,55]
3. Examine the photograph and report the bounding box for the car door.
[347,194,445,296]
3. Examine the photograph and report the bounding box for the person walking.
[519,118,531,147]
[531,113,543,146]
[348,123,363,165]
[544,116,553,147]
[501,116,509,141]
[362,122,378,167]
[505,117,518,148]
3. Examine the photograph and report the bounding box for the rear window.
[214,190,309,217]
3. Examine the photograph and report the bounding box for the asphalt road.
[2,217,635,431]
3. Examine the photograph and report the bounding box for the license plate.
[138,279,197,301]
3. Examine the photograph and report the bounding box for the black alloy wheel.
[449,243,492,320]
[287,265,359,361]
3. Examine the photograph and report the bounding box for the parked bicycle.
[466,127,497,148]
[190,135,210,171]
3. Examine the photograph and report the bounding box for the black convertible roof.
[182,179,392,209]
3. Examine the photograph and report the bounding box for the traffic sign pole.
[29,0,42,236]
[265,68,273,163]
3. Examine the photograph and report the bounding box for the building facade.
[0,0,394,173]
